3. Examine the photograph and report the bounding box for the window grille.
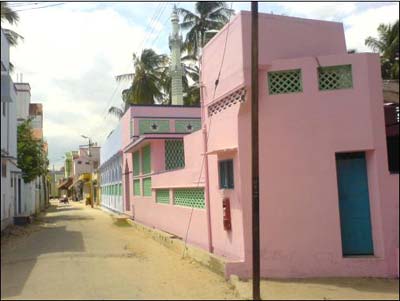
[134,179,141,196]
[175,120,201,133]
[133,151,140,176]
[165,140,185,170]
[156,189,170,204]
[268,69,302,94]
[318,65,353,91]
[141,145,151,174]
[173,188,205,209]
[143,177,152,196]
[208,87,246,117]
[139,119,170,134]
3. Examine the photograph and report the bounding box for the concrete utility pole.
[81,135,94,208]
[169,4,184,105]
[251,2,261,300]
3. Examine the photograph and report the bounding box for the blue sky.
[5,1,399,169]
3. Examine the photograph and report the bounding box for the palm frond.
[115,72,135,82]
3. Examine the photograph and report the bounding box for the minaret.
[169,5,183,105]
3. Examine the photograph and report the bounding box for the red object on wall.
[223,198,232,231]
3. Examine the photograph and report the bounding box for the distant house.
[1,29,20,230]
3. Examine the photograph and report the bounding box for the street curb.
[122,217,227,277]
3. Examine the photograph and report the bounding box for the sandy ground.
[1,200,238,300]
[233,276,399,300]
[2,200,398,300]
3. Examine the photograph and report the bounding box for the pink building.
[110,12,399,279]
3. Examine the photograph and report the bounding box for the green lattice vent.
[174,188,205,209]
[268,69,302,95]
[165,140,185,170]
[142,145,151,174]
[175,120,201,133]
[156,189,170,204]
[133,151,140,176]
[134,179,141,196]
[139,119,170,134]
[143,177,152,197]
[318,65,352,91]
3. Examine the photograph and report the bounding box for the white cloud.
[343,3,399,52]
[273,2,357,21]
[7,3,148,168]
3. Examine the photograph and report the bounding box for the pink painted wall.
[202,12,346,105]
[201,12,398,278]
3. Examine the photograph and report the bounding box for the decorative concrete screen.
[208,87,246,117]
[141,145,151,174]
[268,69,302,94]
[143,177,152,196]
[139,119,170,134]
[133,179,141,196]
[165,139,185,170]
[133,151,140,176]
[318,65,353,91]
[156,189,170,204]
[173,188,205,209]
[175,119,201,133]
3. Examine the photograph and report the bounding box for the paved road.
[1,201,238,300]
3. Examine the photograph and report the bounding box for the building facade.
[100,123,123,213]
[100,12,399,279]
[1,29,21,230]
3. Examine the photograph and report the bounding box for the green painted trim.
[267,69,303,95]
[318,64,353,91]
[173,188,205,209]
[133,179,141,196]
[143,177,152,197]
[139,119,170,134]
[165,140,185,171]
[133,151,140,176]
[156,189,170,204]
[175,119,201,133]
[141,144,151,174]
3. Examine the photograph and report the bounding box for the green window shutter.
[139,119,170,134]
[133,151,140,176]
[175,120,201,133]
[156,189,170,204]
[119,184,122,196]
[268,69,302,95]
[165,140,185,170]
[173,188,205,209]
[142,145,151,174]
[133,179,141,196]
[143,177,152,196]
[318,65,353,91]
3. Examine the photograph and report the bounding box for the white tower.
[169,5,183,105]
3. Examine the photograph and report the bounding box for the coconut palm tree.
[1,2,24,47]
[365,20,399,79]
[178,2,234,58]
[108,49,169,118]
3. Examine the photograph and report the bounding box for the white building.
[1,29,22,230]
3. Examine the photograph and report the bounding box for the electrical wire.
[181,2,234,258]
[5,3,64,12]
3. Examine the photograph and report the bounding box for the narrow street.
[1,201,238,300]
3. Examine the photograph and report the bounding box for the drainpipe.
[200,55,213,253]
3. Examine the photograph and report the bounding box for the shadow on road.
[1,203,86,299]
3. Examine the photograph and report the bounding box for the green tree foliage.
[17,119,48,183]
[178,2,234,58]
[1,2,24,47]
[365,20,399,79]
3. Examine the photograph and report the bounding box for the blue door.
[336,152,374,256]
